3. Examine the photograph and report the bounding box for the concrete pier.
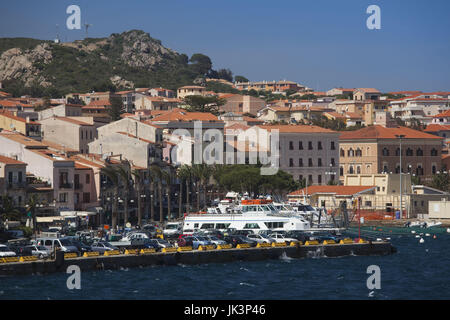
[0,241,396,276]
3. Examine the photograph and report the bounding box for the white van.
[163,222,182,236]
[0,244,16,257]
[35,237,78,253]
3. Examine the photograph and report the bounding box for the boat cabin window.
[200,223,215,229]
[244,223,260,229]
[215,223,230,229]
[194,223,199,228]
[264,222,284,229]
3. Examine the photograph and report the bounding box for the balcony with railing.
[59,182,73,189]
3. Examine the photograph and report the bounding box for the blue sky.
[0,0,449,92]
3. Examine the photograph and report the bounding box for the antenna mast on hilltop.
[54,24,60,43]
[84,23,93,39]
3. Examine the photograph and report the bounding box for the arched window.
[432,165,437,174]
[340,148,345,157]
[383,165,389,173]
[382,148,389,156]
[348,148,355,157]
[396,148,401,156]
[416,148,423,156]
[431,148,438,156]
[356,148,362,157]
[406,148,413,156]
[340,167,344,176]
[357,166,361,174]
[349,166,354,174]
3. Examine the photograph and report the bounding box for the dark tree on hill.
[109,96,124,121]
[189,53,213,75]
[217,69,233,82]
[183,95,226,115]
[234,75,249,83]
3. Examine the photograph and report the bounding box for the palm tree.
[161,169,173,221]
[116,162,131,228]
[177,165,191,218]
[132,169,144,227]
[0,195,21,221]
[192,164,212,210]
[150,164,164,223]
[100,165,120,230]
[26,194,39,238]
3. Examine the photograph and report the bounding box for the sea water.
[1,235,450,299]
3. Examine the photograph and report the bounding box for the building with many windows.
[339,125,443,182]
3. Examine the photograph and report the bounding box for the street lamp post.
[395,134,405,218]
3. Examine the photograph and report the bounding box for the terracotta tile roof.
[339,125,442,140]
[150,110,220,122]
[388,91,423,96]
[40,140,77,153]
[225,123,251,131]
[0,132,46,148]
[257,124,337,134]
[355,88,380,93]
[74,162,91,169]
[288,185,375,196]
[116,90,134,95]
[324,112,346,119]
[87,99,111,107]
[0,155,26,165]
[0,110,40,125]
[433,110,450,118]
[0,91,12,97]
[424,124,450,132]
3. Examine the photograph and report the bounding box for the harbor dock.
[0,241,396,276]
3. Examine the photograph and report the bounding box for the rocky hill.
[0,30,228,97]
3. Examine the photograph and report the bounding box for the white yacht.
[184,199,311,233]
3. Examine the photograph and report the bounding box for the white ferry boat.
[183,199,311,233]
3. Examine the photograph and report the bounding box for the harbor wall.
[0,242,396,276]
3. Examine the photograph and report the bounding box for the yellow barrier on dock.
[198,245,216,251]
[323,240,337,245]
[2,257,20,263]
[83,251,100,257]
[104,250,120,256]
[64,253,78,259]
[177,246,193,252]
[358,239,368,244]
[339,238,354,244]
[217,244,232,250]
[140,248,156,254]
[290,241,301,247]
[236,243,251,249]
[256,243,272,248]
[124,249,139,255]
[304,240,319,246]
[272,242,287,247]
[162,247,177,253]
[19,256,38,262]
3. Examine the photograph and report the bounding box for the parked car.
[246,234,275,244]
[178,229,195,238]
[163,222,182,237]
[25,245,51,258]
[90,241,119,254]
[268,233,299,244]
[284,231,309,242]
[35,237,78,253]
[148,238,174,250]
[177,236,212,249]
[11,245,33,256]
[0,244,17,257]
[205,235,227,246]
[224,235,257,248]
